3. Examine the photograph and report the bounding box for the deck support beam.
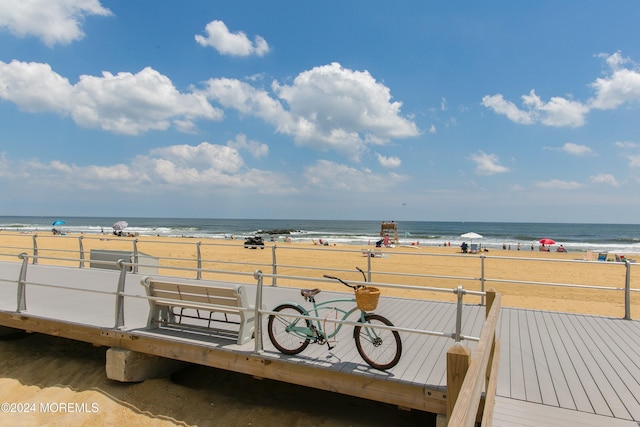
[106,347,186,382]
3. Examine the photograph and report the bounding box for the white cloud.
[614,141,640,149]
[0,61,222,135]
[482,90,588,127]
[227,134,269,159]
[590,52,640,110]
[534,180,583,190]
[0,60,73,113]
[0,0,112,46]
[195,20,270,57]
[203,62,419,161]
[429,124,436,134]
[483,52,640,127]
[590,173,619,186]
[304,160,407,191]
[555,142,594,156]
[0,142,294,195]
[468,151,510,175]
[376,153,402,168]
[481,94,536,125]
[627,154,640,168]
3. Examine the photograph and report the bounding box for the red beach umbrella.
[539,238,555,245]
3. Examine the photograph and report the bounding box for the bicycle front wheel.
[354,314,402,370]
[268,304,311,355]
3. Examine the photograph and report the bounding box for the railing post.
[132,239,139,274]
[196,241,202,279]
[366,251,372,282]
[454,285,464,342]
[32,234,38,265]
[480,253,486,306]
[446,343,471,422]
[17,253,29,312]
[624,260,631,320]
[114,259,127,329]
[253,270,264,353]
[272,245,277,286]
[78,235,85,268]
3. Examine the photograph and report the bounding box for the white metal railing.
[0,232,637,319]
[5,253,485,354]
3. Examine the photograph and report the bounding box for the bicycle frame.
[282,296,366,341]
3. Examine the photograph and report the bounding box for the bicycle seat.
[301,288,321,298]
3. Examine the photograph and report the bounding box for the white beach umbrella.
[112,221,128,231]
[460,232,483,240]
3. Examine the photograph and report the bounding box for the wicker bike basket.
[355,286,380,311]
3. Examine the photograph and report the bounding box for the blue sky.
[1,1,640,223]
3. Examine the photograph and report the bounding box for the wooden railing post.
[447,344,471,420]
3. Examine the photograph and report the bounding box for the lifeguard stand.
[380,221,398,244]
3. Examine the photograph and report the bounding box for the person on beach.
[461,242,468,253]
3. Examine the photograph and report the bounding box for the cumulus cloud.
[0,142,294,194]
[203,62,419,161]
[590,52,640,110]
[0,60,222,135]
[304,160,407,191]
[195,20,270,57]
[482,52,640,127]
[482,90,588,127]
[590,173,619,186]
[0,0,112,46]
[468,151,510,175]
[226,134,269,159]
[376,153,402,168]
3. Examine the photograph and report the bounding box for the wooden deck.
[0,261,639,425]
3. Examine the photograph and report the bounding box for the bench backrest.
[143,278,249,309]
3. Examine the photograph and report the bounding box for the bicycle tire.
[268,304,311,355]
[354,314,402,370]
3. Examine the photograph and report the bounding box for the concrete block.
[106,347,186,382]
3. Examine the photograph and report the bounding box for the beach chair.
[597,252,607,261]
[470,243,479,254]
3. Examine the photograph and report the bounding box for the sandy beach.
[0,231,638,426]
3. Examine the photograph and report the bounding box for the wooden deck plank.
[524,309,558,406]
[518,309,542,404]
[578,316,640,420]
[508,308,527,400]
[493,397,639,427]
[546,312,595,413]
[564,314,633,419]
[496,305,512,397]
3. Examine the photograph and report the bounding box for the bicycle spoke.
[268,304,311,355]
[354,314,402,370]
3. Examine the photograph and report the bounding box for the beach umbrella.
[539,238,555,245]
[460,232,483,240]
[52,220,65,226]
[112,221,128,231]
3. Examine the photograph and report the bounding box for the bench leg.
[237,312,255,345]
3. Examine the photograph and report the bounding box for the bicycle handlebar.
[322,274,355,289]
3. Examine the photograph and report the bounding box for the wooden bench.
[142,277,255,345]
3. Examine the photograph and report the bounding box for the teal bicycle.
[267,267,402,370]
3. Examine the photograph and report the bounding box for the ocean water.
[1,216,640,254]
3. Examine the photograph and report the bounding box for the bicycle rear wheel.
[354,314,402,370]
[268,304,311,355]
